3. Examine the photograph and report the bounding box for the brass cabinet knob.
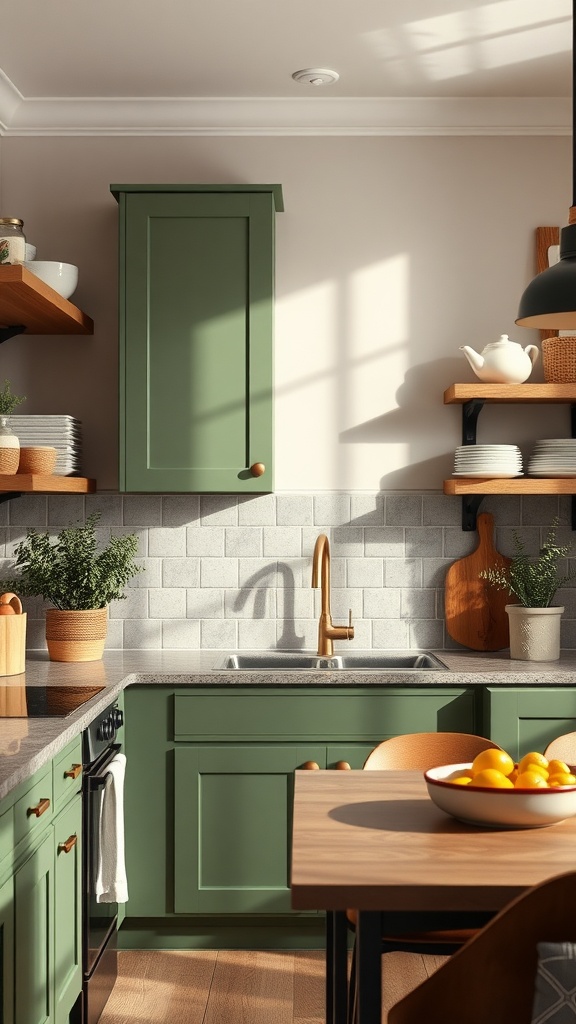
[58,834,78,855]
[301,761,320,770]
[250,462,265,477]
[28,798,50,818]
[333,761,351,771]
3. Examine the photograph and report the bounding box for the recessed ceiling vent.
[291,68,339,86]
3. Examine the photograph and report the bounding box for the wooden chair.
[544,731,576,766]
[387,869,576,1024]
[346,732,503,1023]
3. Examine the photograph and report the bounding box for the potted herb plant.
[0,379,26,475]
[0,512,143,662]
[479,519,576,661]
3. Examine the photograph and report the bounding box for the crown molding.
[0,77,570,138]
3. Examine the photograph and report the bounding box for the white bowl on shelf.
[425,763,576,829]
[23,261,78,300]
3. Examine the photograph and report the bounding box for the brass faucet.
[311,534,354,657]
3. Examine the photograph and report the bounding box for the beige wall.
[0,134,570,491]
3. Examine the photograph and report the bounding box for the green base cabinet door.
[14,830,54,1024]
[174,745,326,914]
[53,796,82,1024]
[111,184,283,493]
[0,873,14,1024]
[483,687,576,760]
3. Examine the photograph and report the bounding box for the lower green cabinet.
[15,829,54,1024]
[483,687,576,759]
[124,684,476,930]
[0,872,14,1024]
[53,796,82,1024]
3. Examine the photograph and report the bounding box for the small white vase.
[0,416,20,475]
[505,604,564,662]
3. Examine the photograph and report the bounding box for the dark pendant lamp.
[516,0,576,330]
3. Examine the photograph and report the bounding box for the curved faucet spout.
[311,534,354,657]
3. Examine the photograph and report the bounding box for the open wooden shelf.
[444,478,576,496]
[0,265,93,337]
[444,383,576,404]
[0,475,96,494]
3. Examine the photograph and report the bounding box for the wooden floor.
[100,949,447,1024]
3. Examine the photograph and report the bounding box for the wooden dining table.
[290,768,576,1024]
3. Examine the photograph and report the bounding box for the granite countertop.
[0,647,575,801]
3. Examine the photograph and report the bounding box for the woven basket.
[0,448,19,474]
[45,607,108,662]
[18,446,57,474]
[542,336,576,382]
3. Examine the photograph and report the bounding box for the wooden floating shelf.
[0,265,93,336]
[444,478,576,496]
[444,383,576,404]
[0,475,96,494]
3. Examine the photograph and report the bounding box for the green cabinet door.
[174,745,326,914]
[0,873,14,1024]
[484,687,576,759]
[112,184,282,493]
[14,830,54,1024]
[53,796,82,1024]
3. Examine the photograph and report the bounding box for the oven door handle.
[88,744,123,788]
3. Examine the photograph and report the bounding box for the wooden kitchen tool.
[444,512,511,651]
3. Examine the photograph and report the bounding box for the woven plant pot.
[542,336,576,382]
[45,607,108,662]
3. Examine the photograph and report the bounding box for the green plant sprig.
[0,379,26,416]
[479,518,576,608]
[0,512,143,610]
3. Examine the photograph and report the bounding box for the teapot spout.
[460,345,484,373]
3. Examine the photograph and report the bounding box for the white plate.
[452,471,524,478]
[527,470,576,477]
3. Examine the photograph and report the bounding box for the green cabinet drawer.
[54,796,82,1024]
[52,736,83,814]
[14,767,53,851]
[173,688,476,741]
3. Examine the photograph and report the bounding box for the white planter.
[505,604,564,662]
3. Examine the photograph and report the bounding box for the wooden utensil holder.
[0,594,26,676]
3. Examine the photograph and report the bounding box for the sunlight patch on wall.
[346,253,409,424]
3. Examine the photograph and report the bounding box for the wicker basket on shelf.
[542,336,576,382]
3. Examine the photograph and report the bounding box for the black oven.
[82,701,124,1024]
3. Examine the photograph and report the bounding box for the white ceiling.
[0,0,572,135]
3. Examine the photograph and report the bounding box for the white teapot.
[460,334,539,384]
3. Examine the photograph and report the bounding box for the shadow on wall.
[234,562,305,648]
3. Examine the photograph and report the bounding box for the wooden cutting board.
[445,512,512,651]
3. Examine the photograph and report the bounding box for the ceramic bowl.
[424,763,576,829]
[23,261,78,300]
[18,446,57,475]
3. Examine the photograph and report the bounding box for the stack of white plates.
[10,416,82,476]
[527,439,576,477]
[453,444,523,478]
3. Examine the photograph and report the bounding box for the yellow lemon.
[449,776,472,786]
[517,751,549,775]
[515,771,549,789]
[548,759,571,777]
[470,769,514,789]
[548,772,576,787]
[445,769,474,782]
[471,749,515,778]
[524,763,549,781]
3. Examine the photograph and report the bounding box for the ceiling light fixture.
[291,68,340,86]
[516,0,576,330]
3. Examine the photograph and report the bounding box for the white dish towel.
[95,752,129,904]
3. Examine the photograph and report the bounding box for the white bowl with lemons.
[425,748,576,829]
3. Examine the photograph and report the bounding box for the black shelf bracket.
[0,493,21,505]
[461,494,485,531]
[0,326,26,345]
[461,398,485,445]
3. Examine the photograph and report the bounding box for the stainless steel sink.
[214,651,448,671]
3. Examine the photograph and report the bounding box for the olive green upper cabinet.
[111,184,283,492]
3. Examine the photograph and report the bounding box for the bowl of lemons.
[425,748,576,829]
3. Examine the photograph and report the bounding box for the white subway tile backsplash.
[19,490,576,654]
